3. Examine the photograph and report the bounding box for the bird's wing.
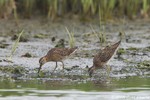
[98,48,115,62]
[52,48,70,56]
[96,41,120,62]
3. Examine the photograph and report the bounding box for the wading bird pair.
[38,41,121,77]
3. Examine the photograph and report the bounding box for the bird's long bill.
[38,64,42,74]
[89,70,93,77]
[88,67,94,77]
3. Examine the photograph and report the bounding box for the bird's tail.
[111,40,121,49]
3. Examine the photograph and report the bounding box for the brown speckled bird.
[88,41,121,77]
[38,47,78,74]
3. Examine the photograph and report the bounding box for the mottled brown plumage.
[88,41,121,77]
[38,47,78,74]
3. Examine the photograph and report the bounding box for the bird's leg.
[88,69,94,77]
[59,61,65,77]
[106,65,111,79]
[60,61,65,75]
[88,66,95,77]
[51,61,58,74]
[60,61,65,69]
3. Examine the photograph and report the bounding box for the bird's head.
[39,56,47,67]
[38,56,47,74]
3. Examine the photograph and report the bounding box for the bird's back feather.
[93,41,121,67]
[46,47,78,61]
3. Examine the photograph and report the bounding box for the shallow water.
[0,76,150,100]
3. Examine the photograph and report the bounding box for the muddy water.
[0,76,150,100]
[0,18,150,99]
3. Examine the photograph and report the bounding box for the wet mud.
[0,18,150,82]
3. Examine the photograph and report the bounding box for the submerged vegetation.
[0,0,150,20]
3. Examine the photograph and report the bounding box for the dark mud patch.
[21,52,33,58]
[0,43,9,48]
[11,34,29,42]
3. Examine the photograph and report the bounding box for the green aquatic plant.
[34,33,48,39]
[90,25,106,45]
[117,48,126,54]
[21,0,36,18]
[119,31,126,41]
[0,65,26,74]
[46,0,58,20]
[11,32,29,42]
[65,27,75,48]
[99,0,116,20]
[0,0,17,20]
[117,48,126,59]
[137,60,150,69]
[90,6,106,45]
[6,30,24,62]
[81,0,93,14]
[1,0,150,21]
[142,0,149,15]
[99,5,106,44]
[127,47,139,51]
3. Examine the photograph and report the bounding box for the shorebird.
[38,47,78,74]
[88,41,121,77]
